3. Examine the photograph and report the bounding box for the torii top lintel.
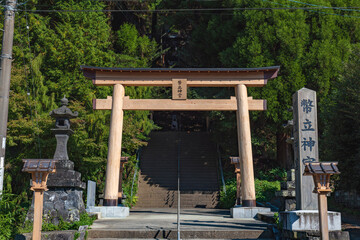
[81,66,280,87]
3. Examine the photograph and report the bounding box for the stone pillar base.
[280,229,349,240]
[279,210,341,231]
[230,206,271,218]
[26,188,86,224]
[87,206,129,219]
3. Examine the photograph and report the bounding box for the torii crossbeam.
[81,66,280,207]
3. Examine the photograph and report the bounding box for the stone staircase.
[135,131,220,208]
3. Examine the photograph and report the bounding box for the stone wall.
[334,190,360,209]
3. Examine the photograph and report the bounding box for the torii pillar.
[104,84,125,206]
[236,84,256,207]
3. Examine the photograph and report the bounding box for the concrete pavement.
[88,208,274,239]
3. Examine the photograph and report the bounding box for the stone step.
[87,208,273,239]
[89,239,275,240]
[136,131,220,208]
[139,179,219,185]
[135,194,219,200]
[137,182,219,187]
[87,229,273,239]
[137,186,219,191]
[140,177,218,181]
[140,166,218,170]
[135,192,219,207]
[134,202,219,206]
[140,170,219,175]
[137,192,219,196]
[135,199,219,203]
[135,202,219,208]
[138,191,219,197]
[135,195,219,201]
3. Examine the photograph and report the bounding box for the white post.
[0,0,17,196]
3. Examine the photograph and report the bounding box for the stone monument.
[279,88,343,236]
[27,97,86,224]
[293,88,318,210]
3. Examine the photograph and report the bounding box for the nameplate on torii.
[172,78,187,100]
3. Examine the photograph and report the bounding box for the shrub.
[219,177,281,208]
[257,168,286,182]
[255,179,280,203]
[0,192,30,239]
[19,212,97,233]
[219,178,237,209]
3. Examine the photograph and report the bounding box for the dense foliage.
[6,0,159,196]
[2,1,159,238]
[322,48,360,191]
[0,193,29,239]
[1,0,360,237]
[158,0,360,162]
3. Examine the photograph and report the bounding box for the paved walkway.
[88,208,273,239]
[91,208,268,231]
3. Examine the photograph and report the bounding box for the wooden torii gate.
[81,66,280,207]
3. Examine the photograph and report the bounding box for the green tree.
[6,0,159,200]
[322,47,360,191]
[159,0,360,160]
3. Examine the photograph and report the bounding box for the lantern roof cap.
[22,159,57,173]
[49,96,78,119]
[304,162,340,175]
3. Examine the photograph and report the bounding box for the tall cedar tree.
[5,0,158,197]
[158,0,360,165]
[323,47,360,191]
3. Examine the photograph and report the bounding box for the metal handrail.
[217,144,226,195]
[177,133,181,240]
[130,148,141,199]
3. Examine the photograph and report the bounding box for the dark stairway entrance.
[135,131,220,208]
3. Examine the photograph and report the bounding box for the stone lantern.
[26,97,86,225]
[230,157,241,206]
[49,96,78,166]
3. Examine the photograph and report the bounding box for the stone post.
[87,180,96,209]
